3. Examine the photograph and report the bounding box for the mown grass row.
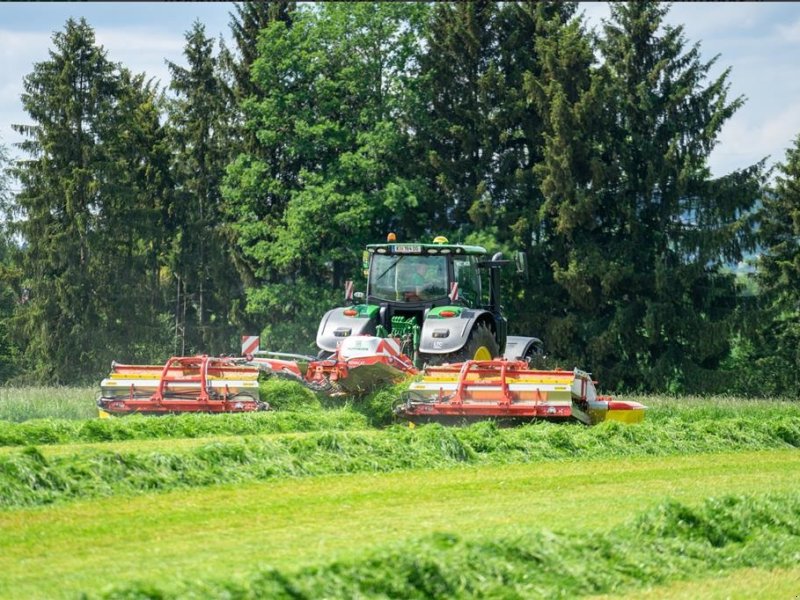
[97,492,800,599]
[2,416,799,509]
[0,408,369,447]
[2,382,798,447]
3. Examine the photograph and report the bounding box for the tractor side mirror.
[353,291,365,301]
[515,251,528,279]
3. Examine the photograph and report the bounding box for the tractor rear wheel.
[424,322,499,366]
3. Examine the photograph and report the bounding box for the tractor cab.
[366,239,484,315]
[316,235,511,364]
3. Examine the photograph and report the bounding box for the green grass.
[1,415,799,509]
[0,386,97,421]
[626,394,800,423]
[1,389,799,597]
[1,450,799,599]
[98,492,800,599]
[601,565,800,599]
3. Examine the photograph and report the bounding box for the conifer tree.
[417,1,500,230]
[0,143,20,381]
[168,21,242,354]
[226,1,296,101]
[536,2,763,390]
[11,19,172,381]
[749,135,800,394]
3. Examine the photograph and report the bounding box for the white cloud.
[94,27,186,88]
[0,26,188,154]
[711,103,800,175]
[776,17,800,43]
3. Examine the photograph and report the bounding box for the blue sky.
[2,2,800,177]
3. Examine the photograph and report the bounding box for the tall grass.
[2,416,798,509]
[0,387,97,422]
[98,492,800,599]
[626,394,800,422]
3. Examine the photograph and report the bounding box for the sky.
[1,2,800,178]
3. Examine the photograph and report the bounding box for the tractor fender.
[503,336,544,361]
[419,308,495,355]
[316,307,377,353]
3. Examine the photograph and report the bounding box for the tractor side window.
[453,256,480,307]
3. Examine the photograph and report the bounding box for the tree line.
[0,1,797,395]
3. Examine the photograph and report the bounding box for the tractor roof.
[366,242,487,256]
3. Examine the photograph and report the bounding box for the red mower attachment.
[396,359,645,425]
[97,355,266,416]
[247,335,418,395]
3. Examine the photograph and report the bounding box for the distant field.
[0,387,798,598]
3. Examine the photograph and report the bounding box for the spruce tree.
[417,1,500,230]
[750,135,800,394]
[226,1,296,101]
[168,21,242,354]
[535,2,763,391]
[11,19,172,381]
[0,143,20,381]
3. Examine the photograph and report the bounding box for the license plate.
[392,244,421,253]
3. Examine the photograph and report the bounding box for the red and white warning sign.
[241,335,260,355]
[449,282,459,302]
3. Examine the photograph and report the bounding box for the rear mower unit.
[97,355,266,416]
[396,359,646,426]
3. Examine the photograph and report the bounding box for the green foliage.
[167,22,244,355]
[224,1,296,102]
[531,3,765,392]
[0,4,786,395]
[733,134,800,397]
[98,492,800,599]
[222,2,432,339]
[0,160,21,383]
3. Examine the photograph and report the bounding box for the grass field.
[1,385,799,598]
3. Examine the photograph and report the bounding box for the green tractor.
[316,235,542,366]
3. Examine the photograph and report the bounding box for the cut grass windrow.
[97,492,800,599]
[0,408,369,447]
[2,394,799,447]
[2,416,799,509]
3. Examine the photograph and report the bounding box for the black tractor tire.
[424,322,499,366]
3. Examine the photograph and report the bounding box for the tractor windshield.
[369,254,448,302]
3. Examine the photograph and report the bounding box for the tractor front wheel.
[424,322,499,366]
